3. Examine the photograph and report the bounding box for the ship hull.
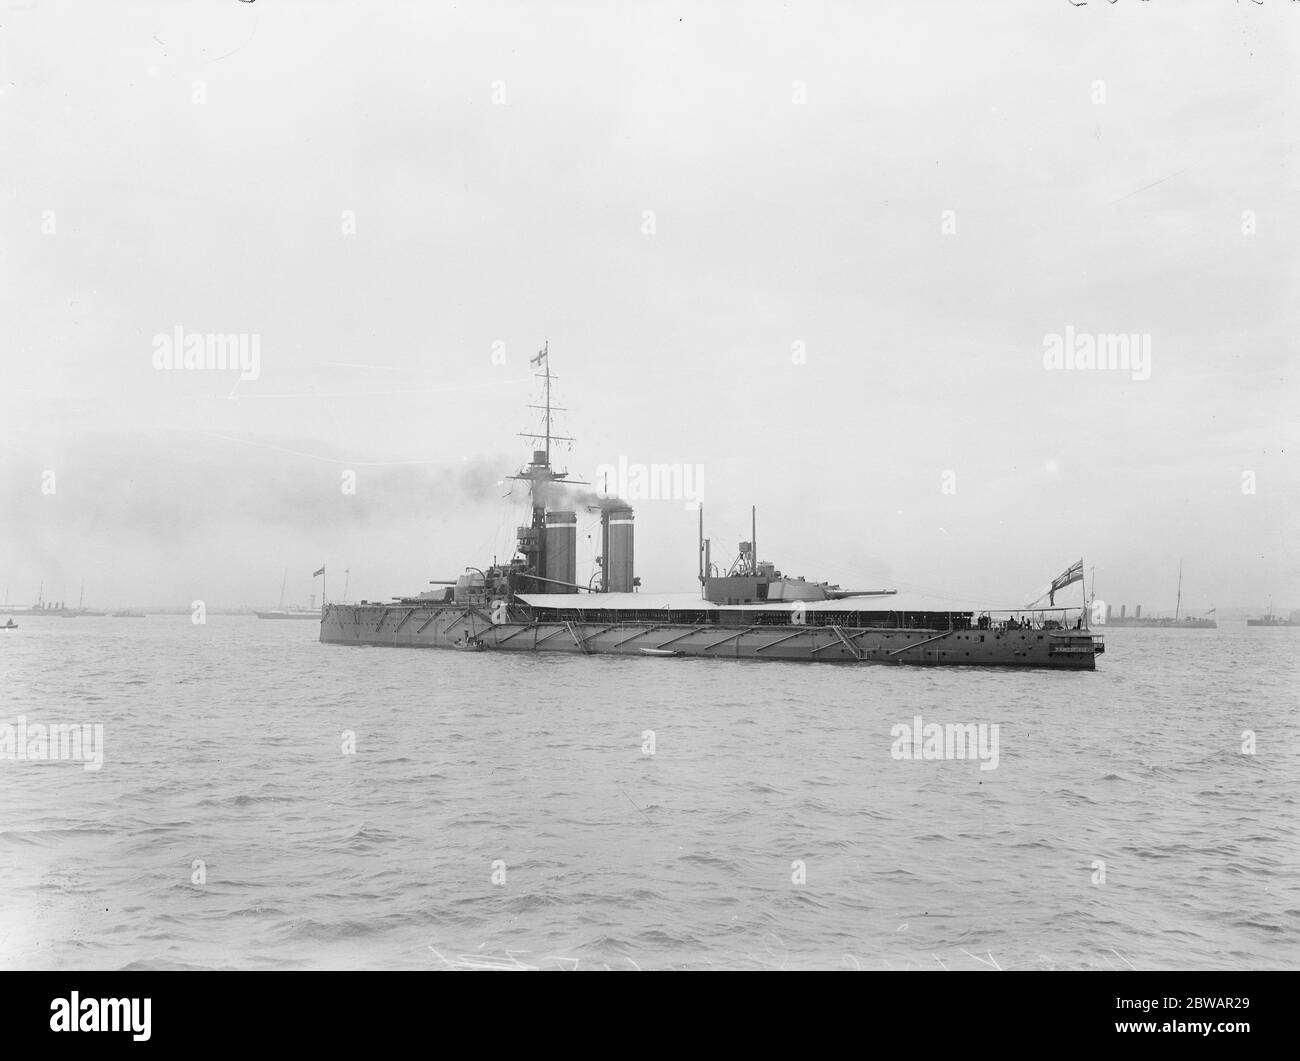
[4,608,105,618]
[320,603,1101,669]
[1105,620,1217,629]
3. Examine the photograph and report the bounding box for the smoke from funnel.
[526,479,628,512]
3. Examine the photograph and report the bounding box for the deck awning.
[514,591,1076,614]
[516,592,718,611]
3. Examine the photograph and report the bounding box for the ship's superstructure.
[321,346,1104,669]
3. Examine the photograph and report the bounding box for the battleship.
[321,347,1104,669]
[1103,562,1217,629]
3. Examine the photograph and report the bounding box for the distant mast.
[1175,560,1183,622]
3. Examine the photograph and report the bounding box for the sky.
[1,0,1297,614]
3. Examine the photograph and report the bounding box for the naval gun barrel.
[825,589,898,599]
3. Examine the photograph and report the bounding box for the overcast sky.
[1,0,1296,613]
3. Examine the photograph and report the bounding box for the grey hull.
[320,603,1101,670]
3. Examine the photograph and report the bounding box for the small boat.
[452,636,485,651]
[639,647,683,657]
[2,619,16,630]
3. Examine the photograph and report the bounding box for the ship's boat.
[320,345,1104,670]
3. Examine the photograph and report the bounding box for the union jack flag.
[1049,560,1083,605]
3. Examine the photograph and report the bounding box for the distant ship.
[257,573,321,620]
[5,580,106,618]
[8,602,68,616]
[112,609,146,618]
[1247,602,1300,628]
[1108,614,1217,629]
[1104,562,1217,628]
[320,345,1104,669]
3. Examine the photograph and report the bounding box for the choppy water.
[1,616,1297,970]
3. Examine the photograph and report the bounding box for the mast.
[697,504,711,596]
[751,506,757,575]
[543,340,551,466]
[1080,558,1087,628]
[698,504,707,597]
[279,569,287,611]
[517,340,577,486]
[507,343,587,591]
[1175,560,1183,622]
